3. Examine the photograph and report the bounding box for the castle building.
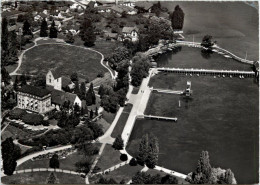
[17,85,53,114]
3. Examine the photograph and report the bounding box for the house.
[96,5,112,13]
[46,69,74,91]
[17,85,53,114]
[118,1,135,8]
[48,88,81,111]
[135,1,153,13]
[122,26,139,42]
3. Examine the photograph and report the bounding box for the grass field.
[161,2,258,61]
[127,74,259,184]
[95,144,121,171]
[1,171,85,184]
[111,104,133,138]
[102,164,143,183]
[18,44,104,81]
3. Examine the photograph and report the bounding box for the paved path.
[2,168,84,177]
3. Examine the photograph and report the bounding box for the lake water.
[155,46,253,71]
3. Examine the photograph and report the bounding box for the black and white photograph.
[0,0,259,184]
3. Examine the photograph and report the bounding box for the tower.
[185,81,192,97]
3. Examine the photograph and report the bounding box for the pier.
[144,115,178,122]
[157,67,255,77]
[152,88,183,94]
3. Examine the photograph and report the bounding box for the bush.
[97,72,104,78]
[129,158,138,166]
[41,120,50,126]
[120,153,128,161]
[9,108,27,120]
[21,113,44,126]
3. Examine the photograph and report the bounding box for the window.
[49,75,52,83]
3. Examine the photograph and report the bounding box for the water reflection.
[201,49,213,59]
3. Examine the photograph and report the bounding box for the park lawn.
[1,171,85,184]
[146,169,189,184]
[5,63,18,73]
[102,164,143,183]
[128,74,259,184]
[92,38,123,59]
[2,125,30,140]
[95,118,110,133]
[18,44,104,82]
[102,110,116,124]
[111,104,133,138]
[95,144,121,171]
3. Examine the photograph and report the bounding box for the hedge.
[9,108,27,120]
[21,113,44,126]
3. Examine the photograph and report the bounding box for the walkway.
[153,88,183,95]
[143,115,178,122]
[175,40,255,65]
[157,67,255,77]
[2,168,84,177]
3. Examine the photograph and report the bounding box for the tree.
[161,175,178,184]
[137,134,149,165]
[90,109,94,119]
[20,73,27,86]
[146,134,159,169]
[224,169,234,184]
[1,67,11,85]
[170,5,185,30]
[112,135,124,150]
[8,30,18,63]
[49,20,58,38]
[95,107,98,116]
[46,172,59,184]
[86,83,95,105]
[2,137,21,175]
[97,176,118,184]
[13,76,19,90]
[129,158,138,166]
[2,17,9,66]
[49,153,60,168]
[131,58,151,87]
[74,81,80,97]
[65,31,74,43]
[120,153,128,161]
[77,143,99,156]
[201,35,215,48]
[80,17,96,46]
[23,20,33,36]
[98,84,105,97]
[70,72,78,82]
[80,82,86,100]
[31,73,46,87]
[75,158,93,174]
[40,19,48,37]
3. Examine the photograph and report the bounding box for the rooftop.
[17,85,51,97]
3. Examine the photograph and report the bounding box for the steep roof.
[49,89,78,106]
[62,76,73,88]
[122,26,139,33]
[110,5,124,13]
[17,85,51,97]
[50,69,63,79]
[135,1,153,10]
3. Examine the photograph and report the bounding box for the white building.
[122,26,139,42]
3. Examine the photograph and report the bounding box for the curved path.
[10,38,116,80]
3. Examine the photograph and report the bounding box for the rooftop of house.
[50,69,64,79]
[17,85,51,97]
[62,76,73,88]
[122,26,139,34]
[135,1,153,10]
[47,87,78,106]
